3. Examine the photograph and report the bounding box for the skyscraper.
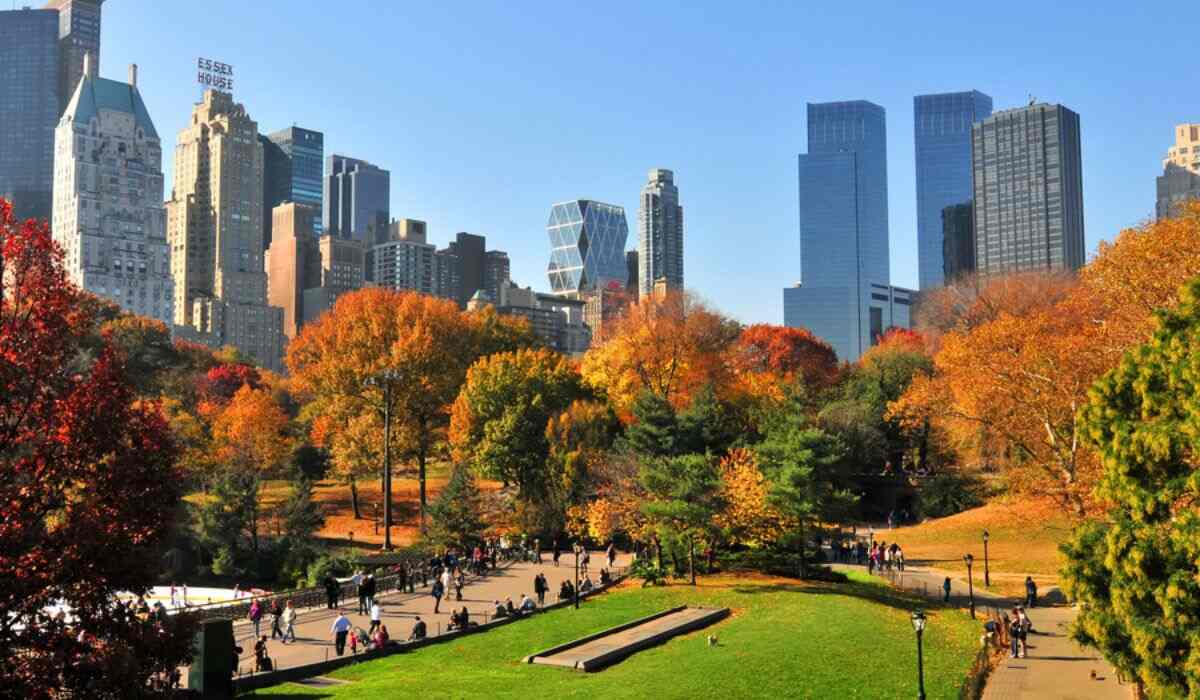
[971,103,1085,276]
[546,200,629,296]
[323,154,389,243]
[372,219,441,296]
[784,101,909,361]
[262,126,324,248]
[638,168,684,297]
[941,202,975,282]
[484,250,511,302]
[0,7,59,221]
[266,203,321,339]
[913,91,992,288]
[52,59,173,325]
[167,90,285,371]
[45,0,103,115]
[1157,124,1200,219]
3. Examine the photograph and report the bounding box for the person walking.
[355,572,368,615]
[431,578,444,614]
[1024,576,1038,608]
[533,573,547,606]
[553,539,561,567]
[454,570,465,602]
[323,574,338,610]
[247,599,262,640]
[440,568,452,603]
[606,542,617,570]
[942,577,952,603]
[363,572,377,610]
[269,599,283,640]
[1017,607,1032,658]
[1007,610,1021,659]
[368,602,383,636]
[331,611,352,656]
[281,600,297,644]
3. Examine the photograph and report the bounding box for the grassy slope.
[885,497,1074,596]
[251,572,980,700]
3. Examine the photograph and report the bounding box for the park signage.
[197,58,234,94]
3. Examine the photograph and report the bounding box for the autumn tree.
[450,348,585,504]
[0,200,196,696]
[1061,277,1200,697]
[288,288,535,531]
[640,454,725,585]
[715,448,784,547]
[581,290,740,419]
[733,324,840,407]
[546,400,621,510]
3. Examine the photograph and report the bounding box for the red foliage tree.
[197,362,262,403]
[0,200,195,697]
[734,323,840,389]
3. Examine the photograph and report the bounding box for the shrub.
[917,470,986,518]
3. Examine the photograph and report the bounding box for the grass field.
[250,571,981,699]
[885,497,1075,597]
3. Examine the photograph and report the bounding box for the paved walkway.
[833,562,1128,700]
[226,550,629,679]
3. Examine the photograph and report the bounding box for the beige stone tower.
[167,89,284,371]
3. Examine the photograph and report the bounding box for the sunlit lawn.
[250,571,980,699]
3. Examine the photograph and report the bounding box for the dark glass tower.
[323,154,389,244]
[47,1,104,115]
[546,200,629,295]
[0,8,60,221]
[262,126,324,249]
[784,101,892,361]
[914,90,992,288]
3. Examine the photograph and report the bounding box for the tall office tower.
[913,91,992,288]
[45,0,102,114]
[266,203,321,339]
[0,7,59,221]
[971,103,1085,276]
[637,168,684,297]
[784,101,909,361]
[1157,124,1200,219]
[303,234,364,326]
[483,250,510,301]
[167,89,285,372]
[546,200,629,296]
[323,154,389,243]
[372,218,440,296]
[52,59,173,325]
[941,202,975,282]
[261,126,324,248]
[434,247,461,302]
[445,232,485,305]
[625,250,639,299]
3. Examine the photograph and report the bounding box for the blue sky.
[100,1,1196,324]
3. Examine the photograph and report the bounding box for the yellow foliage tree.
[715,448,785,546]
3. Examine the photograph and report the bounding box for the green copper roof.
[63,75,158,140]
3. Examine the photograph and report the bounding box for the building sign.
[197,58,234,93]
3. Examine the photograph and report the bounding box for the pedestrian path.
[833,563,1128,700]
[225,550,629,679]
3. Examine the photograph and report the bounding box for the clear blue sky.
[99,0,1196,324]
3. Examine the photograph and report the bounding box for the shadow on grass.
[246,693,335,699]
[727,578,961,615]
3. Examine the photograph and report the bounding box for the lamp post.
[574,544,581,610]
[963,553,975,619]
[365,370,399,551]
[911,609,927,700]
[982,530,991,588]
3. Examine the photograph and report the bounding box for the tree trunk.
[418,448,428,534]
[654,537,663,571]
[798,520,807,580]
[689,536,696,586]
[349,475,361,520]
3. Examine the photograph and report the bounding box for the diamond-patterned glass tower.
[547,200,629,295]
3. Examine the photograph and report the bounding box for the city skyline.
[26,1,1200,324]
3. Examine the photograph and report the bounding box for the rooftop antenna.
[1028,93,1036,106]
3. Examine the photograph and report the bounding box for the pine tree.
[428,464,486,551]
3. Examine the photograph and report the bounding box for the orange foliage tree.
[581,290,740,419]
[732,324,839,409]
[715,448,785,546]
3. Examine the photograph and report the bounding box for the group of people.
[866,540,905,574]
[328,610,393,657]
[247,598,298,645]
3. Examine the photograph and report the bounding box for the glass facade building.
[323,154,389,244]
[971,103,1085,275]
[0,8,60,222]
[638,168,684,297]
[546,200,629,295]
[784,101,902,361]
[262,126,324,248]
[913,91,992,288]
[47,0,103,115]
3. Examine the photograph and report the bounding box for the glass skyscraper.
[547,200,629,295]
[47,1,103,115]
[323,154,389,244]
[971,103,1085,275]
[784,101,906,361]
[913,91,992,288]
[262,126,324,248]
[638,168,684,297]
[0,8,60,222]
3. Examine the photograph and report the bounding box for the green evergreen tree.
[678,383,742,456]
[1062,277,1200,697]
[623,391,683,458]
[428,464,486,551]
[639,454,725,585]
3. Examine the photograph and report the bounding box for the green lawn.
[250,571,981,699]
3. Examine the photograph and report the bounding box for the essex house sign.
[197,58,234,93]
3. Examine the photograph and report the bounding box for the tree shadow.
[247,693,335,699]
[728,579,949,615]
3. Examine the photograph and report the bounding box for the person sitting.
[253,636,272,672]
[409,616,427,642]
[505,597,517,616]
[372,624,390,649]
[580,576,594,593]
[519,594,537,615]
[559,580,575,601]
[449,608,466,630]
[600,568,611,585]
[493,600,508,618]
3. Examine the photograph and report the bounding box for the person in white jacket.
[281,600,297,644]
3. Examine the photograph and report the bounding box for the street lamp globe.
[983,530,989,543]
[911,609,927,633]
[964,553,973,566]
